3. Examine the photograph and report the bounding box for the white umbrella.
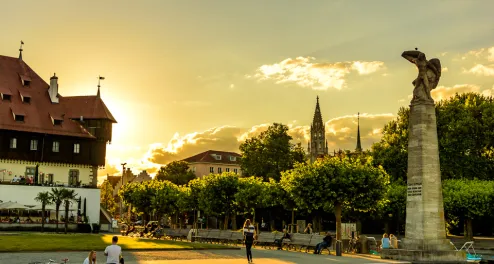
[0,201,30,210]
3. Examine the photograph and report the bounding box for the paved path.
[1,249,411,264]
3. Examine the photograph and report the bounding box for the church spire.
[19,40,24,60]
[356,112,362,152]
[309,96,327,163]
[312,96,323,127]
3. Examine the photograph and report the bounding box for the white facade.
[0,159,94,186]
[0,185,100,224]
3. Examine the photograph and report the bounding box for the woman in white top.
[243,219,256,263]
[83,250,96,264]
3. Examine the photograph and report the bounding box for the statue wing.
[401,50,421,64]
[427,58,442,89]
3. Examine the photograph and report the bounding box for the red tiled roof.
[183,150,241,164]
[0,55,115,138]
[59,95,117,123]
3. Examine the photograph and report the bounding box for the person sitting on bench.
[274,229,291,250]
[314,232,333,254]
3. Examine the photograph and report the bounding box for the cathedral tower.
[308,96,328,163]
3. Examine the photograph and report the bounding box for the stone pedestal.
[384,103,465,263]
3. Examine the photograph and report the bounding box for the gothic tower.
[308,96,328,163]
[356,112,362,153]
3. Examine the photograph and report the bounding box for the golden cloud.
[465,64,494,76]
[137,114,394,172]
[251,57,385,90]
[431,84,481,101]
[404,84,484,102]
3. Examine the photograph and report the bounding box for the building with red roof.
[0,46,116,226]
[182,150,241,178]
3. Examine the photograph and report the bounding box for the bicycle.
[28,258,69,264]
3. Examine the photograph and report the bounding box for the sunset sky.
[1,0,494,179]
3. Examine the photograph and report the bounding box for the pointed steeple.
[97,76,105,98]
[356,112,362,152]
[312,96,323,127]
[18,40,24,60]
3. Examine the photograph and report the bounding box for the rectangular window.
[218,167,222,173]
[15,115,25,122]
[69,169,79,186]
[30,140,38,151]
[209,167,214,173]
[10,138,17,149]
[226,168,230,172]
[53,119,63,126]
[191,167,196,172]
[22,96,31,103]
[234,168,238,174]
[52,141,59,152]
[229,156,236,161]
[73,143,80,153]
[47,174,54,184]
[26,167,36,176]
[1,94,11,101]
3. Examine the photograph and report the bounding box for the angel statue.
[402,50,442,105]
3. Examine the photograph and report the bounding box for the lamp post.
[120,163,127,219]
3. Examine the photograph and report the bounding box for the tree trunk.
[384,220,390,234]
[464,218,473,240]
[335,202,342,241]
[55,204,60,233]
[231,213,237,230]
[41,205,45,232]
[224,213,229,230]
[64,202,69,234]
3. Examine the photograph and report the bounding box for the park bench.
[217,230,233,244]
[166,228,182,240]
[193,229,210,243]
[254,232,276,248]
[178,228,191,241]
[205,229,221,243]
[229,231,244,246]
[286,233,312,251]
[306,234,332,254]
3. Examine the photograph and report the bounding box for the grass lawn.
[0,233,235,252]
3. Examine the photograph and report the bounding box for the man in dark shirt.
[314,232,333,254]
[274,229,291,250]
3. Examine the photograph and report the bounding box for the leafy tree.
[61,188,78,234]
[50,188,64,233]
[239,123,306,181]
[156,161,196,185]
[100,180,117,217]
[150,180,181,223]
[119,180,157,223]
[372,93,494,182]
[443,179,494,239]
[281,156,389,240]
[197,172,239,229]
[374,183,407,234]
[34,191,52,232]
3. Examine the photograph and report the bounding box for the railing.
[0,181,97,189]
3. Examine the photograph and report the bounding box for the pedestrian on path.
[243,219,256,263]
[104,236,123,264]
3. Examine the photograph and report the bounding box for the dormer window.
[15,114,25,122]
[50,113,64,126]
[212,154,222,160]
[19,91,31,104]
[11,107,25,123]
[19,74,31,86]
[1,93,11,101]
[229,156,236,162]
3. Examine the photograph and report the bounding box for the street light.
[120,163,127,219]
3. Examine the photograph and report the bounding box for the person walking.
[243,219,255,263]
[104,236,123,264]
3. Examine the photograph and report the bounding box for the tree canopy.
[372,93,494,182]
[239,123,306,181]
[281,156,389,240]
[155,160,196,185]
[100,180,117,217]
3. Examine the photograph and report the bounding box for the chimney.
[48,73,59,103]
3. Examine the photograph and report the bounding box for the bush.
[92,223,101,234]
[76,224,92,233]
